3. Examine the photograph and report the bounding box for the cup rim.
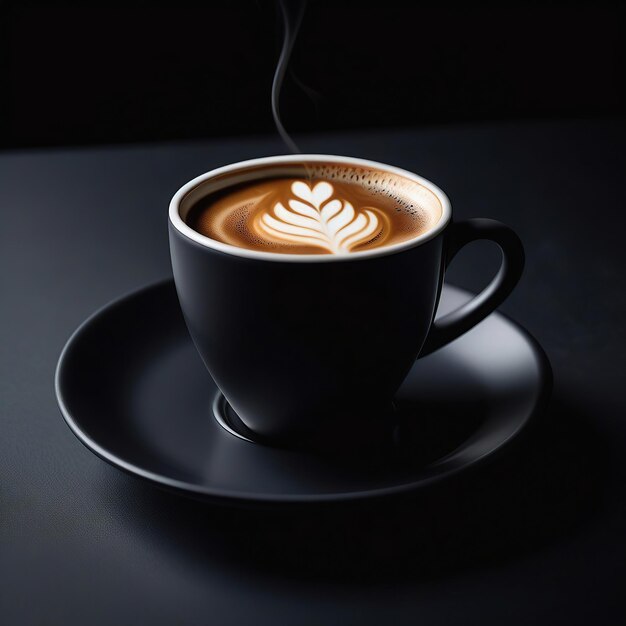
[169,154,452,263]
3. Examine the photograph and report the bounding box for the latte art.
[255,181,386,254]
[186,162,443,255]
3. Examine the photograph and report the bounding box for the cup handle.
[420,218,525,357]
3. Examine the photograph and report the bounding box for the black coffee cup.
[169,155,524,449]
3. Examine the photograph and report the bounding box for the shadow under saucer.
[99,391,607,586]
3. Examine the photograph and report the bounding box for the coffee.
[186,162,443,255]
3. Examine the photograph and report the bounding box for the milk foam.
[255,181,385,254]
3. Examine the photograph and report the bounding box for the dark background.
[1,0,625,150]
[3,2,626,624]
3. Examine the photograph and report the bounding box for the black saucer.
[55,280,551,506]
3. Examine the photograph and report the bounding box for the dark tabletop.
[2,120,625,625]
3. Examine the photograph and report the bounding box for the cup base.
[211,392,266,444]
[211,391,401,457]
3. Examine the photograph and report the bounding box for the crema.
[186,162,443,255]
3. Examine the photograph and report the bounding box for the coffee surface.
[186,163,443,255]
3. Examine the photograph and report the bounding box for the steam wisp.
[272,0,306,154]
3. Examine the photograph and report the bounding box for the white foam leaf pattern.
[257,181,383,253]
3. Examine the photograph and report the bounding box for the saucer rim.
[55,279,553,506]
